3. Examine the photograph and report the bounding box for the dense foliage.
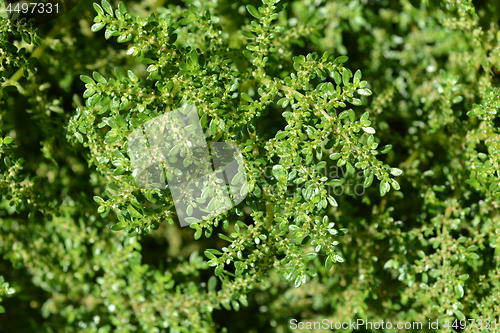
[1,0,500,332]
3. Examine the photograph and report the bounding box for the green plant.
[1,0,500,332]
[69,0,399,280]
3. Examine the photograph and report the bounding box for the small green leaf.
[380,144,392,154]
[273,26,285,33]
[342,68,350,86]
[455,284,464,298]
[325,256,333,270]
[114,67,126,81]
[246,5,261,19]
[208,276,217,291]
[348,109,355,122]
[241,93,253,103]
[184,217,201,224]
[362,127,375,134]
[351,98,363,106]
[194,229,202,240]
[294,275,303,288]
[241,30,257,38]
[127,205,142,219]
[189,49,198,64]
[338,110,349,120]
[304,253,318,260]
[329,153,342,160]
[218,118,226,131]
[140,58,155,65]
[110,222,126,231]
[327,179,343,186]
[178,18,192,25]
[361,111,369,121]
[102,0,113,15]
[364,173,374,188]
[93,71,107,84]
[186,204,193,216]
[469,253,480,260]
[358,88,372,96]
[454,309,465,320]
[80,75,95,84]
[390,168,403,176]
[242,50,253,59]
[215,264,224,276]
[306,269,318,277]
[127,47,138,56]
[333,71,342,85]
[327,195,338,207]
[91,22,106,32]
[230,82,239,92]
[354,69,362,83]
[346,162,355,175]
[380,179,390,196]
[204,250,217,260]
[118,1,128,14]
[275,131,287,140]
[218,233,233,242]
[88,93,102,106]
[75,132,83,143]
[93,3,104,16]
[334,55,349,64]
[128,70,138,82]
[210,119,218,136]
[272,165,287,180]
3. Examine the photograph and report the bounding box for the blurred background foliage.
[1,0,500,332]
